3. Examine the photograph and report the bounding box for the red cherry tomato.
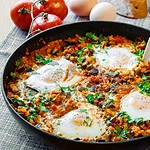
[10,0,40,30]
[39,0,68,20]
[31,13,62,34]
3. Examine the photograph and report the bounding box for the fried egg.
[94,47,138,71]
[120,90,150,121]
[52,103,107,140]
[25,58,81,92]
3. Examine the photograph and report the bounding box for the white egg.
[52,103,107,140]
[90,2,116,21]
[68,0,98,16]
[94,47,138,71]
[121,90,150,121]
[25,58,81,92]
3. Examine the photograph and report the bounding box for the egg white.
[25,58,81,92]
[120,90,150,121]
[52,103,107,140]
[94,47,138,71]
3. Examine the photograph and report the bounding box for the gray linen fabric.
[0,0,150,149]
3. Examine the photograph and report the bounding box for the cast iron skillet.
[2,21,150,150]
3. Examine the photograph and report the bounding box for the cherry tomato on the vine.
[39,0,68,20]
[10,0,40,30]
[31,13,62,34]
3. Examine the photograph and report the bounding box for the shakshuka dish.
[6,32,150,142]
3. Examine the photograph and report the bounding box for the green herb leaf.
[78,37,86,43]
[135,49,144,61]
[86,32,99,41]
[137,80,150,96]
[60,86,72,93]
[39,103,48,112]
[79,108,88,113]
[12,97,24,103]
[77,57,84,63]
[133,41,137,46]
[40,96,50,103]
[86,94,95,103]
[27,113,37,120]
[134,117,144,125]
[118,111,133,123]
[26,92,35,100]
[15,58,22,66]
[106,116,112,124]
[86,93,103,104]
[142,75,150,81]
[75,65,82,69]
[83,118,93,127]
[94,92,104,99]
[29,107,37,113]
[103,98,114,107]
[120,129,129,139]
[104,37,109,43]
[10,72,16,79]
[114,126,129,139]
[35,53,52,64]
[57,120,61,125]
[18,106,28,109]
[114,126,121,136]
[87,43,93,48]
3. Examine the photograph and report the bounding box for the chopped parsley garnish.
[29,107,37,113]
[57,120,61,125]
[27,113,37,120]
[106,116,112,124]
[133,41,137,46]
[104,37,109,43]
[60,86,72,93]
[79,108,88,114]
[134,117,144,125]
[15,58,22,66]
[40,96,52,104]
[78,37,86,43]
[12,97,24,103]
[77,47,86,63]
[137,80,150,96]
[39,103,49,112]
[86,93,104,104]
[26,92,35,100]
[117,111,144,124]
[77,57,84,63]
[75,65,82,69]
[118,111,132,123]
[103,98,114,107]
[87,43,93,48]
[18,106,28,109]
[60,86,78,101]
[83,117,93,127]
[10,72,16,79]
[35,53,52,64]
[135,49,144,61]
[114,126,129,139]
[86,32,99,41]
[142,75,150,80]
[86,94,95,103]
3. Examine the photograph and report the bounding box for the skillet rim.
[2,20,150,146]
